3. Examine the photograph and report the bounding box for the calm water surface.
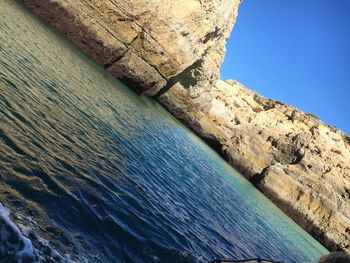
[0,1,328,262]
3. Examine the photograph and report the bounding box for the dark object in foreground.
[210,252,350,263]
[210,258,284,263]
[318,252,350,263]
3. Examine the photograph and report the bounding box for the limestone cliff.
[23,0,240,96]
[159,79,350,253]
[23,0,349,253]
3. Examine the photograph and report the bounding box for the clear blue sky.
[221,0,350,134]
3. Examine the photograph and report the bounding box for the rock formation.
[23,0,349,253]
[22,0,240,96]
[160,79,350,253]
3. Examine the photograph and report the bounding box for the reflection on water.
[0,0,327,262]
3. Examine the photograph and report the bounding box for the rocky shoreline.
[159,79,350,252]
[22,0,349,253]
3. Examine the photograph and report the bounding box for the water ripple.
[0,0,327,262]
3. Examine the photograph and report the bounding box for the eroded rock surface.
[23,0,240,95]
[22,0,350,253]
[158,79,350,252]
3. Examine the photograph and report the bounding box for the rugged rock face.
[23,0,240,96]
[159,79,350,252]
[23,0,350,253]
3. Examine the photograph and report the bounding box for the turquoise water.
[0,0,328,262]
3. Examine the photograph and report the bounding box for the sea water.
[0,0,328,262]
